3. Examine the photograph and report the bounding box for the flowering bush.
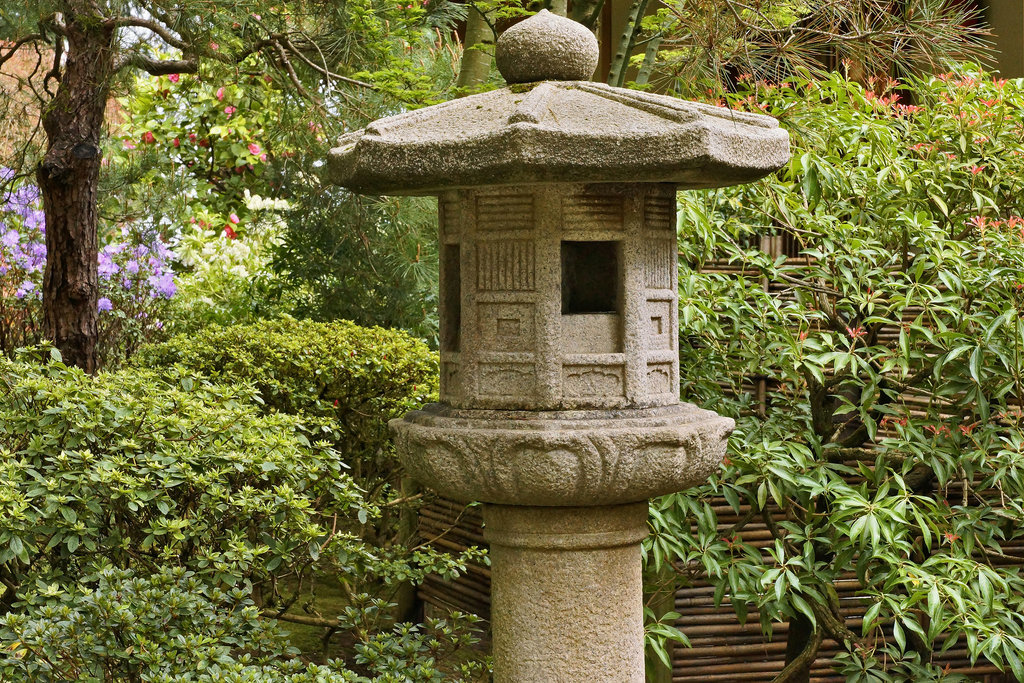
[652,67,1024,680]
[0,173,174,364]
[166,191,290,333]
[109,67,292,237]
[0,174,46,351]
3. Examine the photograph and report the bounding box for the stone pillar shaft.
[483,502,649,683]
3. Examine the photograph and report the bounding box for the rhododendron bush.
[0,173,174,364]
[650,68,1024,680]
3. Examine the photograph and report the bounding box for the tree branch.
[277,34,377,90]
[0,34,45,70]
[271,611,342,629]
[106,16,188,51]
[113,54,197,76]
[771,625,823,683]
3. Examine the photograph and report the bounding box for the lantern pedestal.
[484,502,648,683]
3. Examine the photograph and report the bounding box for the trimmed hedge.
[134,318,438,480]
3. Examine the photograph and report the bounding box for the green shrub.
[655,67,1024,680]
[133,318,438,486]
[0,566,486,682]
[0,347,484,679]
[0,346,370,604]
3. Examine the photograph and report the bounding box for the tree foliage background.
[3,0,1022,681]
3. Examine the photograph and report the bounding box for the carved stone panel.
[478,362,537,398]
[563,194,624,230]
[561,313,621,354]
[644,193,675,231]
[646,362,673,395]
[441,360,461,399]
[477,192,535,231]
[439,194,460,239]
[563,363,626,397]
[645,300,673,350]
[644,239,675,289]
[479,303,536,352]
[477,240,536,291]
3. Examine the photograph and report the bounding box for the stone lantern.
[329,11,788,682]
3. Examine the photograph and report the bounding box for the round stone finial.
[495,10,599,84]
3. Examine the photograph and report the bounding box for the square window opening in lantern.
[561,240,620,314]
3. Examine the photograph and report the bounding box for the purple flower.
[15,280,35,299]
[147,272,176,299]
[2,229,18,249]
[125,259,140,275]
[98,252,119,279]
[97,297,113,312]
[23,210,44,231]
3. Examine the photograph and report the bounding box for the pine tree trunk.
[36,11,114,373]
[570,0,605,31]
[456,8,494,92]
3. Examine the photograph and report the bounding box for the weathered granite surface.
[495,9,599,84]
[329,81,790,193]
[392,403,733,506]
[436,183,681,412]
[328,9,789,195]
[485,502,648,682]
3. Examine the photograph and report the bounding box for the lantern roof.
[328,10,790,195]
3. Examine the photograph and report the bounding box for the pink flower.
[248,143,261,155]
[188,133,197,142]
[123,140,136,150]
[172,137,180,147]
[209,42,219,51]
[216,87,225,101]
[846,326,866,339]
[168,73,180,83]
[224,224,237,239]
[970,165,985,175]
[224,105,236,116]
[259,153,267,162]
[141,131,156,144]
[228,213,240,224]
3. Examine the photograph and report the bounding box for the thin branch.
[43,34,64,96]
[0,34,45,70]
[271,40,318,106]
[271,611,342,629]
[278,34,377,90]
[106,16,188,51]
